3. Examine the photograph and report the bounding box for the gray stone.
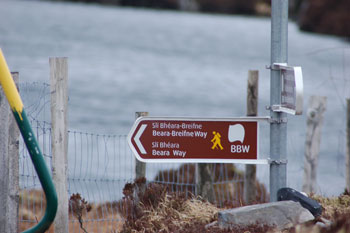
[218,201,314,230]
[316,217,332,228]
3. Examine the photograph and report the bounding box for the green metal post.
[0,49,58,233]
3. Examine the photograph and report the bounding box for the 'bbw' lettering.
[231,145,250,153]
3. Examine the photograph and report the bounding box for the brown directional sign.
[128,117,266,164]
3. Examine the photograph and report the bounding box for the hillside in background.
[57,0,350,39]
[298,0,350,38]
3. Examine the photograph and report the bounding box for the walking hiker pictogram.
[211,131,223,150]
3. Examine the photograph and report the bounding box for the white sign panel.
[271,64,304,115]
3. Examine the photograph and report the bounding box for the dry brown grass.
[285,192,350,233]
[18,183,350,233]
[310,193,350,221]
[120,178,274,233]
[18,189,124,233]
[119,178,220,233]
[119,178,350,233]
[143,195,219,231]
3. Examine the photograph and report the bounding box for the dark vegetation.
[118,177,274,233]
[54,0,350,39]
[117,178,350,233]
[19,177,350,232]
[113,164,350,232]
[69,193,92,233]
[298,0,350,38]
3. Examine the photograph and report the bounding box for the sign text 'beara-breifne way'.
[128,117,267,164]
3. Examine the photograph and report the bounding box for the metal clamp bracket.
[268,159,288,165]
[266,63,291,71]
[268,117,288,124]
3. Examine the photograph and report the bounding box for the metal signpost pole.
[269,0,289,202]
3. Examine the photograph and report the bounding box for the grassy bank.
[18,185,350,232]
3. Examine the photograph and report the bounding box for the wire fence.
[17,82,256,233]
[286,46,350,193]
[16,46,349,232]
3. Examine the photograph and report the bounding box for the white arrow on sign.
[134,124,147,154]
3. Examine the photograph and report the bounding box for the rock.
[316,217,332,228]
[205,221,218,229]
[218,200,314,230]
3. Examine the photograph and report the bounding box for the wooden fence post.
[302,96,327,193]
[244,70,258,204]
[346,99,350,192]
[50,57,69,233]
[0,72,20,233]
[135,112,148,180]
[197,163,215,203]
